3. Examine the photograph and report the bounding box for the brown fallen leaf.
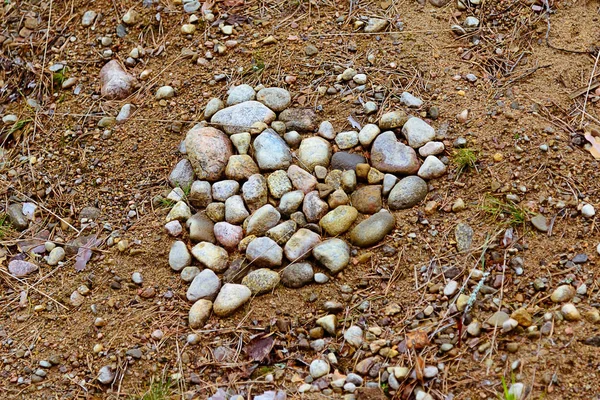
[405,330,430,350]
[414,355,425,381]
[245,334,274,362]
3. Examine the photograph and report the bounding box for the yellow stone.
[492,152,504,162]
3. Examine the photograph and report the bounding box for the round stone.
[312,238,350,273]
[370,131,420,174]
[297,137,332,172]
[169,241,191,271]
[242,268,280,294]
[256,87,291,111]
[189,299,212,329]
[185,126,233,181]
[349,211,395,248]
[280,262,314,288]
[388,176,428,210]
[246,237,283,268]
[187,269,221,301]
[226,84,256,105]
[319,206,358,236]
[213,283,252,316]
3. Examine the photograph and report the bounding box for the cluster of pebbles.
[159,84,448,327]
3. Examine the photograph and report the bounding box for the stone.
[189,299,212,329]
[166,201,192,222]
[230,132,251,155]
[266,220,297,244]
[188,181,212,208]
[314,166,328,180]
[382,174,398,196]
[419,141,445,157]
[283,131,301,147]
[379,111,407,130]
[242,268,280,294]
[328,189,349,208]
[212,180,239,202]
[257,87,291,111]
[253,129,292,171]
[211,101,276,135]
[344,325,364,347]
[267,170,292,198]
[99,60,136,100]
[358,124,381,146]
[280,262,314,288]
[169,160,195,190]
[191,242,229,272]
[297,137,332,172]
[455,223,474,252]
[349,211,395,247]
[316,315,336,335]
[47,247,65,265]
[310,359,330,379]
[287,165,318,194]
[582,203,596,218]
[165,220,182,236]
[246,205,281,236]
[531,214,549,232]
[188,213,216,243]
[303,191,329,222]
[365,18,388,33]
[185,126,233,181]
[284,228,321,261]
[314,273,329,283]
[155,86,175,100]
[8,260,38,277]
[319,206,358,236]
[169,241,191,271]
[227,84,256,105]
[7,203,28,230]
[204,98,224,119]
[122,8,138,25]
[81,10,97,27]
[246,237,283,268]
[511,308,532,327]
[418,156,447,179]
[278,108,317,132]
[225,155,259,180]
[400,92,423,107]
[242,174,268,212]
[312,239,350,273]
[486,311,510,327]
[341,170,357,193]
[402,117,436,148]
[335,131,359,150]
[214,222,244,249]
[187,269,221,301]
[371,131,420,174]
[562,303,581,321]
[350,186,382,214]
[213,283,252,316]
[278,190,305,215]
[318,121,336,140]
[181,266,201,282]
[443,280,459,296]
[388,176,428,210]
[551,285,575,303]
[331,152,367,171]
[97,366,115,385]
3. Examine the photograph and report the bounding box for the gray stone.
[349,211,395,247]
[246,205,281,236]
[341,170,357,192]
[314,273,329,283]
[551,285,575,303]
[418,155,447,179]
[189,299,212,328]
[7,203,28,231]
[284,228,321,261]
[365,17,388,33]
[309,360,330,379]
[82,10,97,27]
[358,124,381,146]
[388,176,428,210]
[370,131,420,174]
[211,101,276,134]
[166,201,191,222]
[400,92,423,108]
[266,220,297,244]
[283,131,302,148]
[419,141,445,157]
[187,269,221,301]
[278,108,317,132]
[312,239,350,273]
[402,117,436,148]
[303,191,329,222]
[155,86,175,100]
[318,120,336,140]
[246,237,283,268]
[97,366,115,384]
[242,268,280,294]
[287,165,317,193]
[169,241,191,271]
[382,174,398,196]
[185,126,233,181]
[297,137,332,172]
[181,266,201,282]
[256,87,291,112]
[191,242,229,272]
[227,84,255,106]
[212,180,239,202]
[344,325,364,347]
[213,283,252,316]
[204,98,224,119]
[8,260,38,277]
[280,262,314,288]
[531,214,549,232]
[278,190,305,215]
[455,223,474,252]
[267,170,292,198]
[242,174,268,212]
[335,131,359,150]
[253,129,292,171]
[486,311,510,327]
[189,181,212,208]
[47,247,65,266]
[187,213,216,243]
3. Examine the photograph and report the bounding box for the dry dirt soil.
[2,0,600,399]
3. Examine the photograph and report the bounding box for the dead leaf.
[414,356,425,381]
[74,234,101,272]
[223,0,244,7]
[585,132,600,159]
[245,334,274,362]
[348,115,362,130]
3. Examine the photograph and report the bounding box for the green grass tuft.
[132,377,173,400]
[481,196,530,226]
[453,148,478,176]
[498,375,517,400]
[0,214,11,239]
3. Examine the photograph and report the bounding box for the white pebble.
[581,203,595,218]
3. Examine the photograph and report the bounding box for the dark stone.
[330,152,367,171]
[572,253,588,264]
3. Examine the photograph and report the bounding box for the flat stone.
[266,220,297,244]
[330,152,367,171]
[297,137,332,172]
[370,131,420,174]
[242,268,280,294]
[181,266,201,282]
[97,366,115,385]
[191,242,229,272]
[7,203,28,230]
[365,17,388,33]
[284,228,321,261]
[312,238,350,273]
[387,176,428,210]
[400,92,423,108]
[419,141,445,157]
[187,269,221,301]
[335,131,359,150]
[213,283,252,316]
[486,311,510,327]
[211,101,276,135]
[280,262,314,288]
[8,260,38,277]
[185,126,233,181]
[455,223,474,252]
[278,108,317,132]
[349,211,395,247]
[319,206,358,236]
